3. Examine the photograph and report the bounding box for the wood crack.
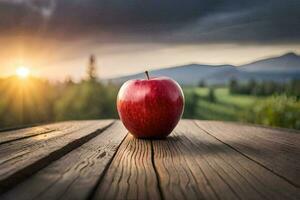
[1,120,298,200]
[0,121,115,194]
[179,132,239,200]
[0,129,57,146]
[87,132,129,200]
[194,120,300,189]
[151,140,165,200]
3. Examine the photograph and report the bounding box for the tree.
[229,78,238,94]
[287,79,300,98]
[183,91,199,118]
[208,87,216,102]
[87,54,98,81]
[248,79,257,95]
[198,80,206,87]
[65,76,74,86]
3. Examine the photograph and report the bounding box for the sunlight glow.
[16,67,30,78]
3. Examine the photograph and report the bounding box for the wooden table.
[0,120,299,200]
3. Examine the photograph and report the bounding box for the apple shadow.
[128,132,262,157]
[132,134,168,140]
[150,133,262,156]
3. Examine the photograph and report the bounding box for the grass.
[183,87,265,121]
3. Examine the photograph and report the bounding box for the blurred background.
[0,0,299,130]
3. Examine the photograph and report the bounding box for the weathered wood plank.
[153,120,299,200]
[0,121,94,160]
[152,139,220,200]
[0,120,113,193]
[195,120,300,187]
[1,121,127,200]
[92,134,161,200]
[1,120,299,200]
[0,121,74,145]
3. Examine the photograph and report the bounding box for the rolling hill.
[108,52,300,86]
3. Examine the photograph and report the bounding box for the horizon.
[1,50,300,81]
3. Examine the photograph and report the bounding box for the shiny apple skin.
[117,77,184,139]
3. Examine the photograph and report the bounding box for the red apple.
[117,71,184,139]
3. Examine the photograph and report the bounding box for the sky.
[0,0,300,80]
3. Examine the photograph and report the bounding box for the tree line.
[229,78,300,97]
[0,55,119,129]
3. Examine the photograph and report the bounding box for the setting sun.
[16,67,30,78]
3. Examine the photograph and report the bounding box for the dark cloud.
[0,0,299,44]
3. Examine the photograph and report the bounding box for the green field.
[183,87,264,121]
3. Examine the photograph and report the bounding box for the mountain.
[108,52,300,86]
[110,64,237,85]
[239,52,300,72]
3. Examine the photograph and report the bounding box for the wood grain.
[0,120,113,193]
[0,121,73,145]
[195,120,300,187]
[152,120,300,200]
[2,121,128,200]
[92,134,161,200]
[0,120,299,200]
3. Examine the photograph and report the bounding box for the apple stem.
[145,71,150,80]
